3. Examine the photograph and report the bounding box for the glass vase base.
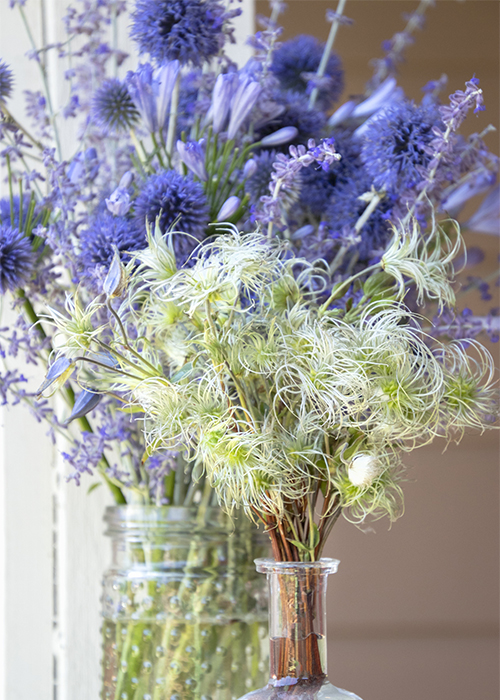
[239,679,363,700]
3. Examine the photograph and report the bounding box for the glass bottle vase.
[101,506,269,700]
[237,559,363,700]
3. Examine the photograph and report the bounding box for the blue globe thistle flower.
[324,172,392,262]
[360,99,443,194]
[92,78,140,132]
[0,60,14,102]
[298,130,362,217]
[270,35,344,111]
[258,91,326,148]
[0,196,20,229]
[134,170,208,264]
[79,213,146,277]
[130,0,229,67]
[0,225,33,294]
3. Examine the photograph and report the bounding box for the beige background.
[255,1,499,698]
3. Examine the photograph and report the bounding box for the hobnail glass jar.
[101,506,269,700]
[237,559,363,700]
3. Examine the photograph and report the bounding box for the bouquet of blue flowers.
[0,0,498,695]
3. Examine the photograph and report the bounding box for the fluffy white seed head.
[348,454,381,488]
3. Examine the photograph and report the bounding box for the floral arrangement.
[0,0,498,543]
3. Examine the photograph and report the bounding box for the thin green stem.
[309,0,347,109]
[19,5,62,159]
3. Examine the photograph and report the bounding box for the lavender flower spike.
[216,196,241,221]
[177,139,207,181]
[227,76,261,140]
[212,73,236,134]
[106,172,134,217]
[260,126,299,147]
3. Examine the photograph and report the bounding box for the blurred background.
[1,2,498,699]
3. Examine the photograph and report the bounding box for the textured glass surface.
[237,559,363,700]
[101,506,269,700]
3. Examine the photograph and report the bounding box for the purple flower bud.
[176,139,207,181]
[65,390,102,425]
[212,73,236,134]
[260,126,299,147]
[67,148,99,183]
[328,100,356,127]
[156,60,180,128]
[227,76,261,140]
[291,224,315,241]
[106,187,131,216]
[243,158,258,179]
[216,196,241,222]
[118,171,134,189]
[37,356,74,397]
[352,77,403,119]
[103,247,127,298]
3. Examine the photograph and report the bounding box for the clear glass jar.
[237,559,363,700]
[101,506,269,700]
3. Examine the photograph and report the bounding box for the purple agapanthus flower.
[0,60,14,101]
[126,61,180,133]
[270,35,344,111]
[360,99,443,193]
[92,78,139,132]
[176,139,207,180]
[0,225,33,293]
[134,170,208,264]
[130,0,234,67]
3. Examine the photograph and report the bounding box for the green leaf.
[87,482,102,495]
[170,362,193,383]
[311,523,320,549]
[287,539,312,554]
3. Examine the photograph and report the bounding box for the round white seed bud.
[348,454,380,488]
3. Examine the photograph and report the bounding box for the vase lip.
[254,557,340,575]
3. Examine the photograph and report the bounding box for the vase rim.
[254,557,340,575]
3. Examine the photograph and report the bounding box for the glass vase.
[237,559,363,700]
[101,506,269,700]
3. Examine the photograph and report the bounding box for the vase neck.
[256,559,338,685]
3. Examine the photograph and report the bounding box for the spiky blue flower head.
[360,99,443,194]
[134,170,208,263]
[258,91,326,148]
[0,225,33,294]
[0,197,20,229]
[270,35,344,111]
[130,0,229,67]
[323,171,392,262]
[79,213,146,277]
[91,78,140,132]
[0,60,14,101]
